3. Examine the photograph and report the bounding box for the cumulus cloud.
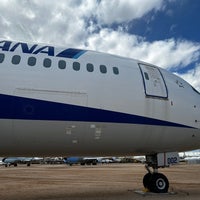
[85,29,200,70]
[0,0,93,45]
[0,0,166,44]
[136,39,200,70]
[95,0,164,24]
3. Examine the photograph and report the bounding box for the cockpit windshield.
[192,86,200,95]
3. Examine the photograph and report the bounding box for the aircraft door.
[139,64,168,99]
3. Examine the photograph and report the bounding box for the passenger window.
[73,62,80,71]
[43,58,51,68]
[28,57,36,66]
[12,55,21,65]
[58,60,66,69]
[113,67,119,75]
[144,72,149,80]
[87,63,94,72]
[100,65,107,74]
[0,53,5,63]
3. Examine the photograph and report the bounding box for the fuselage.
[0,40,200,156]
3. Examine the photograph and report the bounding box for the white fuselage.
[0,40,200,156]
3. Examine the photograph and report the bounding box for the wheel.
[143,173,152,189]
[149,173,169,193]
[92,160,97,165]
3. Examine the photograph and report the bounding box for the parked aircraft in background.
[63,156,121,165]
[63,157,98,166]
[0,39,200,193]
[2,157,23,167]
[0,158,5,166]
[133,156,146,163]
[2,157,43,167]
[179,150,200,163]
[179,150,200,158]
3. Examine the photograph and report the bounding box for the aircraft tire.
[149,173,169,193]
[143,173,152,189]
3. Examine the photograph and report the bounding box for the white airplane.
[2,157,42,167]
[179,150,200,163]
[0,39,200,193]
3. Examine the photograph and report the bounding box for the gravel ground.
[0,163,199,200]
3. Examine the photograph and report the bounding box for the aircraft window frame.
[144,72,149,80]
[28,57,36,66]
[100,65,107,74]
[43,58,52,68]
[12,55,21,65]
[86,63,94,72]
[192,86,200,95]
[58,60,66,69]
[73,62,80,71]
[113,67,119,75]
[0,53,5,63]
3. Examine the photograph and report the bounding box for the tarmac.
[0,163,199,200]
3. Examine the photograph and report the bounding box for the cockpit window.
[0,53,5,63]
[192,86,200,95]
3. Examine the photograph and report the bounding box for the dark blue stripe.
[0,94,192,128]
[56,48,86,59]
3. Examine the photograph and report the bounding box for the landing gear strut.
[142,152,179,193]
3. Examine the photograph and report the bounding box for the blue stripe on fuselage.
[56,48,87,58]
[0,93,193,128]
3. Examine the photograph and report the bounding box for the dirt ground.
[0,163,199,200]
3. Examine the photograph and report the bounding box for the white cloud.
[95,0,164,24]
[0,0,95,44]
[136,39,200,70]
[0,0,166,44]
[84,29,200,70]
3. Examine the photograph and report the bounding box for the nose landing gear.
[143,170,169,193]
[143,152,179,193]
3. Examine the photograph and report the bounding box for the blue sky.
[0,0,200,91]
[131,0,200,43]
[128,0,200,74]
